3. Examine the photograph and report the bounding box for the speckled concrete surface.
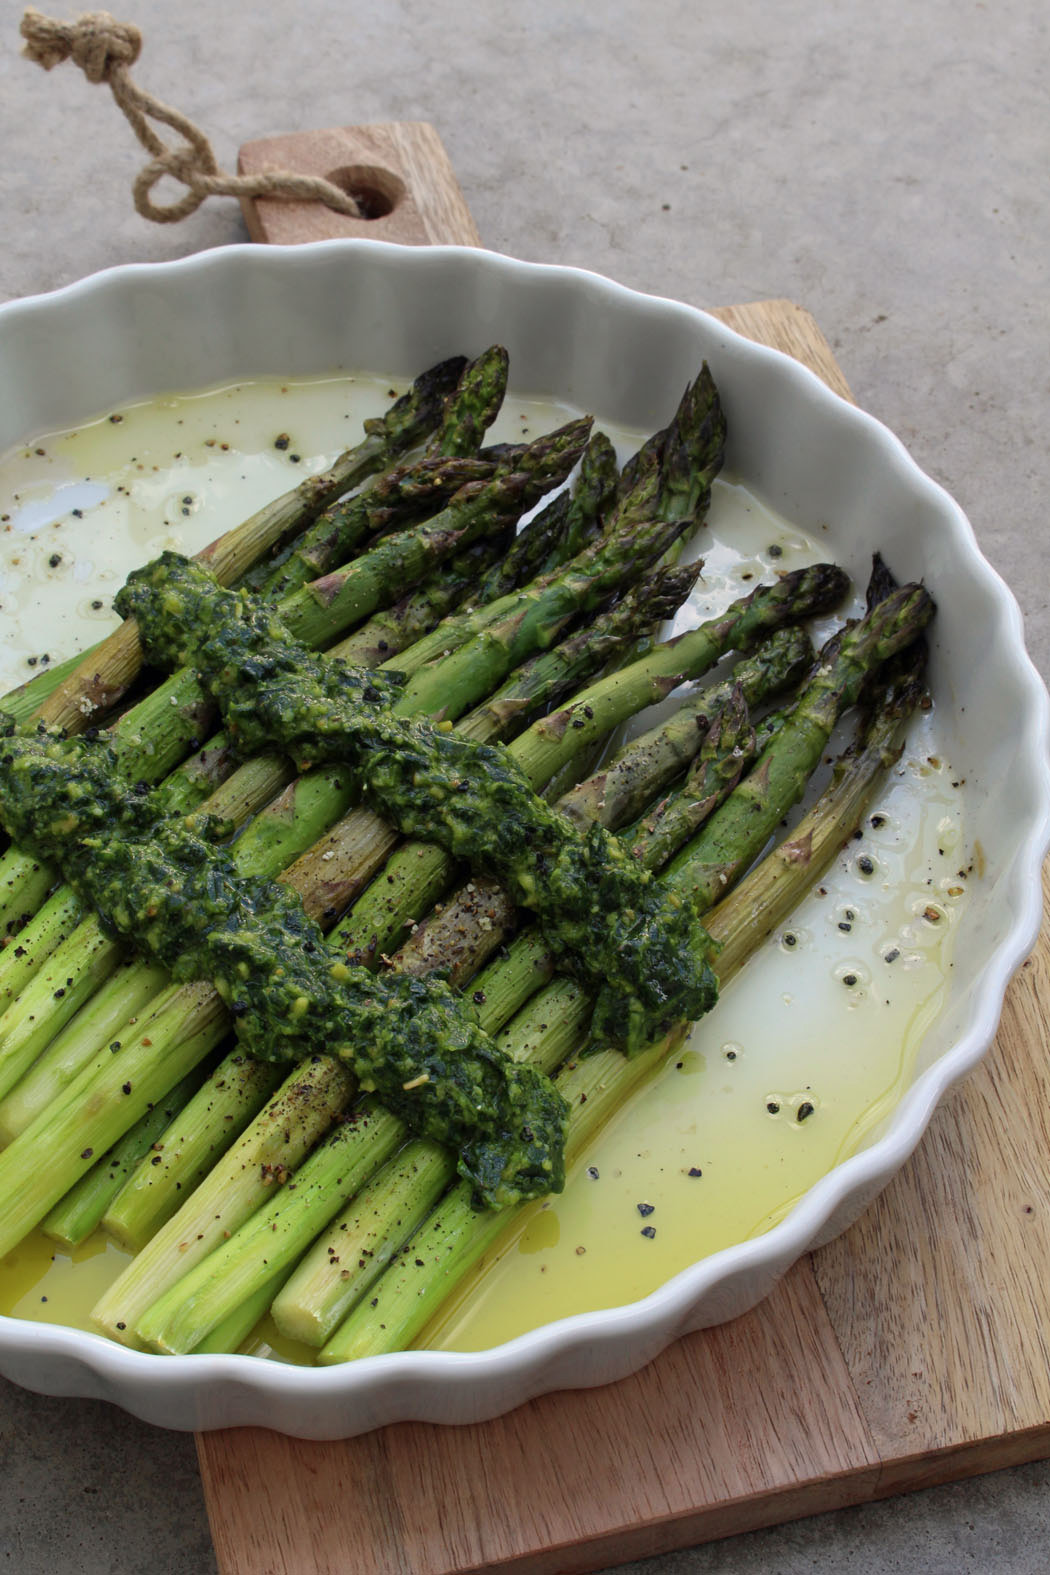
[0,1,1047,1571]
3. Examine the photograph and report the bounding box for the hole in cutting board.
[324,164,405,220]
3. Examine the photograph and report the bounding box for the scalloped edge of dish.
[0,241,1047,1437]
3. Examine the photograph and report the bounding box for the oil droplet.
[936,816,960,852]
[834,960,872,995]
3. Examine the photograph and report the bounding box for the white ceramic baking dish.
[0,240,1047,1437]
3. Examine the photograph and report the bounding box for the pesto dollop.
[0,718,566,1207]
[118,553,719,1052]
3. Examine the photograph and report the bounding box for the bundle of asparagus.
[0,347,935,1364]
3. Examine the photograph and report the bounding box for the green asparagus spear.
[335,565,848,965]
[39,1064,207,1249]
[91,1053,359,1346]
[84,579,771,1341]
[0,424,587,1081]
[470,430,618,607]
[85,566,704,1249]
[130,659,766,1355]
[266,678,771,1347]
[101,1050,286,1251]
[244,349,506,599]
[0,378,533,948]
[30,359,470,738]
[397,509,698,720]
[665,584,935,911]
[90,579,843,1354]
[318,639,930,1362]
[271,598,930,1351]
[330,536,514,671]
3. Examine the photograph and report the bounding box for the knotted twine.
[19,8,364,223]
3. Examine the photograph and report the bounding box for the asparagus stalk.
[318,641,930,1362]
[654,364,728,522]
[469,429,618,605]
[244,348,507,599]
[705,653,929,977]
[0,426,586,1091]
[329,536,514,671]
[396,509,698,721]
[267,688,766,1346]
[665,584,935,911]
[560,431,620,555]
[334,565,848,964]
[456,562,703,746]
[0,926,165,1116]
[0,648,91,728]
[30,358,469,738]
[90,1054,358,1347]
[0,397,533,949]
[0,955,171,1143]
[84,571,698,1253]
[130,670,763,1355]
[193,1270,292,1356]
[87,601,779,1349]
[0,890,83,1007]
[622,690,755,869]
[0,855,54,939]
[0,515,681,1246]
[101,1051,286,1251]
[138,623,816,1353]
[84,576,837,1354]
[39,1064,207,1248]
[264,599,929,1349]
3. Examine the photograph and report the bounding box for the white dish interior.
[0,240,1046,1437]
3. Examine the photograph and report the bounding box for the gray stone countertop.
[0,2,1047,1571]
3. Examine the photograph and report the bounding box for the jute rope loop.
[19,8,364,223]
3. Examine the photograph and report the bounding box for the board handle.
[237,122,482,247]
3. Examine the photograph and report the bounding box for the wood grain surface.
[237,123,481,247]
[197,124,1050,1575]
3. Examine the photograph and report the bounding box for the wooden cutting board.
[196,125,1050,1574]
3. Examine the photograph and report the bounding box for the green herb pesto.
[117,553,720,1053]
[0,718,566,1208]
